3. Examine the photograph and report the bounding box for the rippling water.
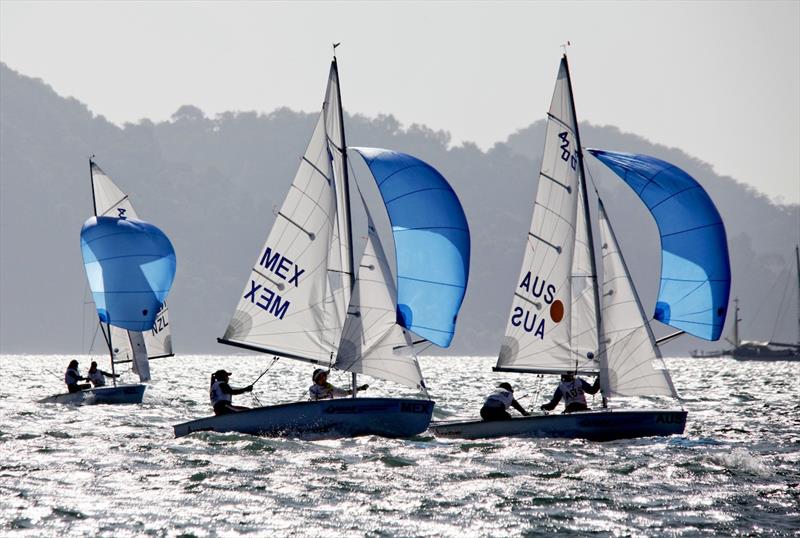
[1,355,798,536]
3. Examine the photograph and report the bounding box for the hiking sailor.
[64,360,91,393]
[309,369,368,401]
[480,382,530,421]
[87,360,119,387]
[540,372,601,413]
[209,370,253,415]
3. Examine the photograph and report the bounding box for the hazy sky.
[2,1,798,204]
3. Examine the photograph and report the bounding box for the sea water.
[1,355,798,536]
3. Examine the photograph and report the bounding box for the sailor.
[87,361,119,387]
[64,360,91,393]
[308,368,368,401]
[480,382,530,421]
[209,370,253,415]
[540,373,601,413]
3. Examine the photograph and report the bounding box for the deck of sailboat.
[429,408,687,442]
[173,397,435,439]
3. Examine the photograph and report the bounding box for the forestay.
[588,150,731,341]
[497,57,594,374]
[351,147,470,348]
[334,207,425,390]
[598,201,677,398]
[221,69,344,364]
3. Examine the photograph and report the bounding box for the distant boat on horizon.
[431,52,731,442]
[691,247,800,362]
[39,159,176,405]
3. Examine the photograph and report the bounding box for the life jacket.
[309,383,333,401]
[65,367,80,386]
[210,380,231,405]
[484,388,514,409]
[558,379,587,407]
[88,369,105,387]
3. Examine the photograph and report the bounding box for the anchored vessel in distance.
[692,246,800,361]
[431,53,731,441]
[173,54,470,439]
[39,160,176,405]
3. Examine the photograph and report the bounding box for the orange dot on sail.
[550,300,564,323]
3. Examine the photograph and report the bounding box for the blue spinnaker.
[81,216,176,331]
[588,149,730,341]
[352,147,470,348]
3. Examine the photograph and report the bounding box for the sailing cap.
[312,368,329,382]
[498,382,513,392]
[214,369,232,378]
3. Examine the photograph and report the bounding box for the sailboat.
[692,247,800,361]
[39,160,176,405]
[430,53,731,441]
[173,53,470,439]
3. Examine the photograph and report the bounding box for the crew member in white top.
[540,373,601,413]
[209,370,253,416]
[87,361,119,387]
[65,360,91,393]
[480,382,530,421]
[308,369,368,401]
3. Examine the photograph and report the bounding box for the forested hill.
[2,62,797,355]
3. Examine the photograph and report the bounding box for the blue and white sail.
[496,57,596,374]
[334,205,425,389]
[350,147,470,348]
[598,201,678,398]
[588,150,731,341]
[89,163,174,381]
[81,216,176,332]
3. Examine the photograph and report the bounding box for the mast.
[89,157,117,381]
[561,54,606,405]
[331,52,360,398]
[796,246,800,344]
[733,297,740,346]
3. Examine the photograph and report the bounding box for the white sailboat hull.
[429,409,687,442]
[173,397,434,439]
[37,384,146,405]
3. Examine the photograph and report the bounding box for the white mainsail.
[598,201,678,398]
[334,210,425,390]
[497,58,594,374]
[221,70,344,364]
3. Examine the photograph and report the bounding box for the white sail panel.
[498,58,594,374]
[128,331,151,382]
[598,202,678,397]
[571,186,599,362]
[334,213,425,389]
[144,301,173,358]
[90,162,138,219]
[222,109,341,364]
[324,60,353,325]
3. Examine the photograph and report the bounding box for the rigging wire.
[770,270,793,342]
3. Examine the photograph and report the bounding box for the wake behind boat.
[174,51,470,439]
[432,52,731,441]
